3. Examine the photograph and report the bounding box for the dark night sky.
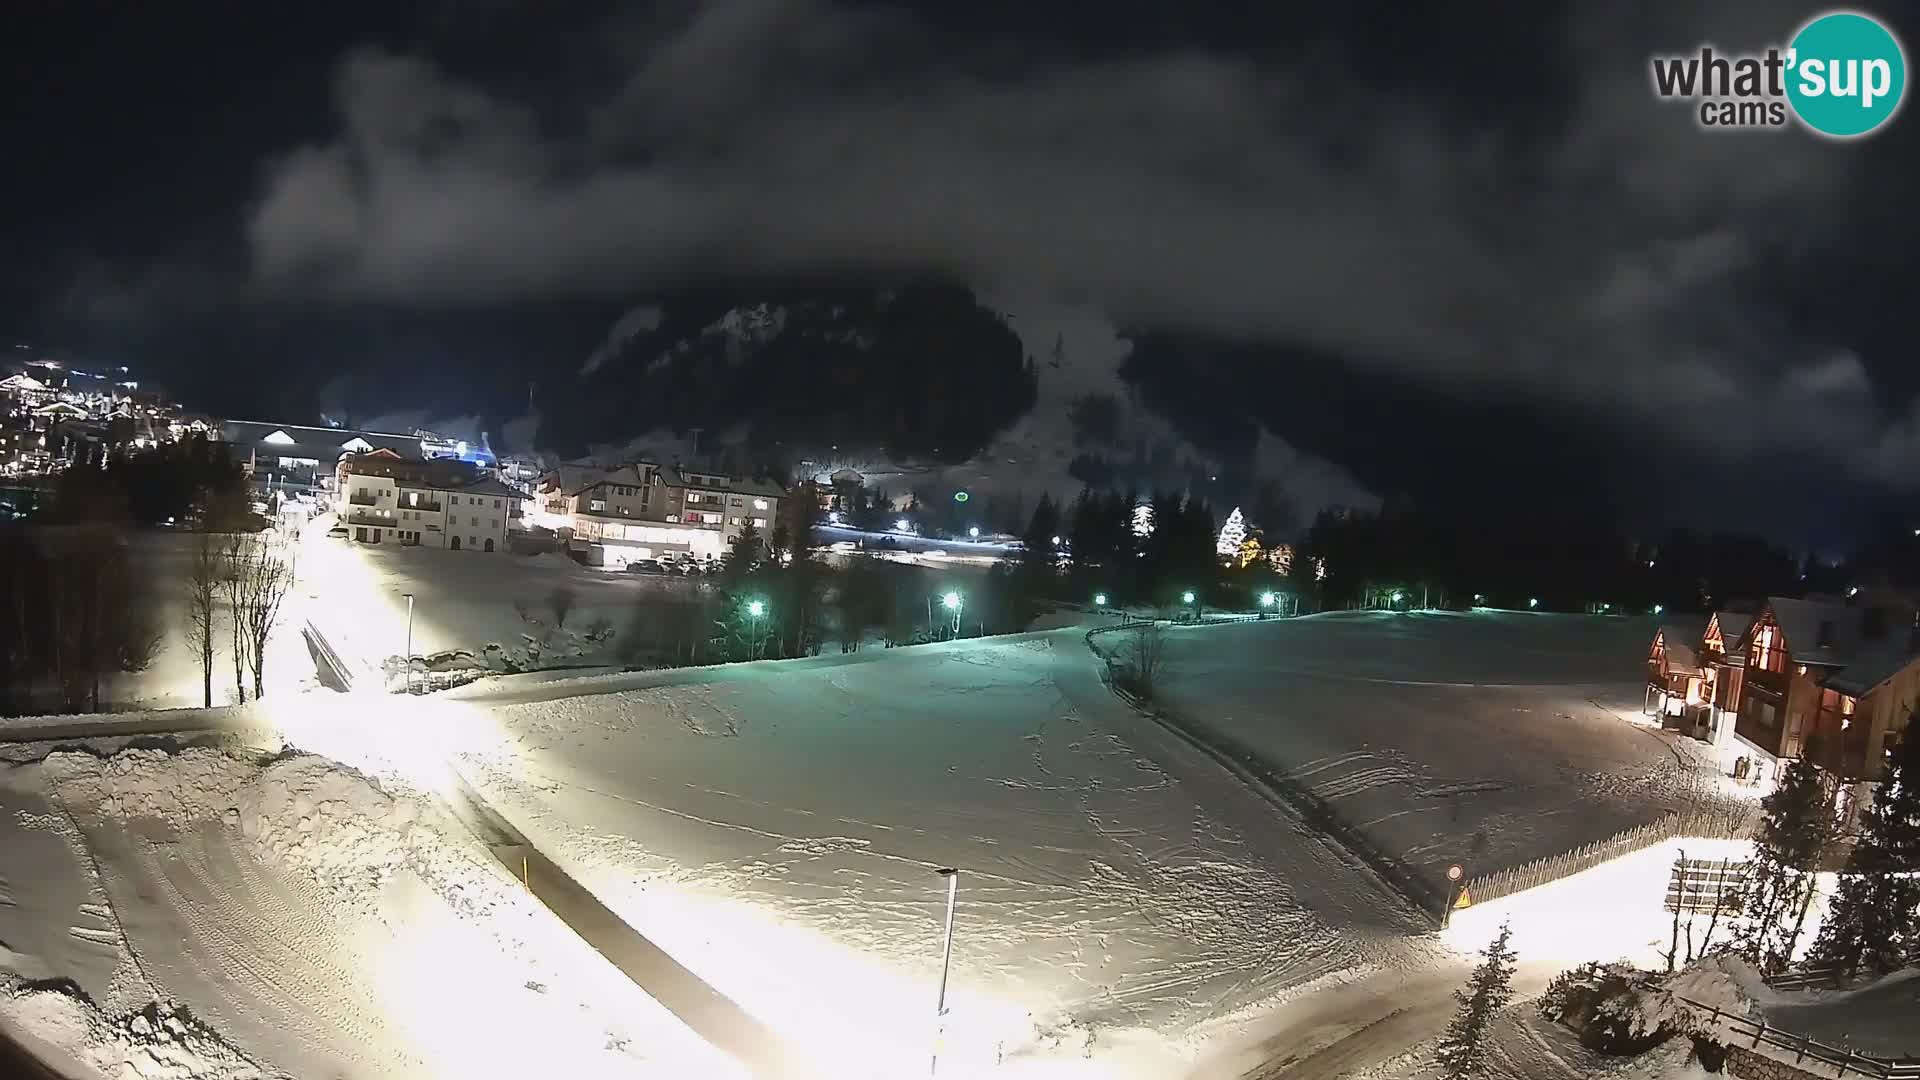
[3,1,1916,545]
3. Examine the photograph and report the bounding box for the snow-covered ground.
[0,742,738,1080]
[461,629,1437,1078]
[296,519,695,682]
[1146,612,1718,888]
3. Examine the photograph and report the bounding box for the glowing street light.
[941,590,963,636]
[1259,591,1276,608]
[1051,535,1062,547]
[1653,604,1665,615]
[967,526,979,538]
[895,518,912,534]
[402,592,415,694]
[1528,597,1540,609]
[745,598,767,659]
[1182,590,1195,604]
[1093,592,1108,607]
[1391,590,1405,606]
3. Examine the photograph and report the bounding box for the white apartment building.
[533,461,785,567]
[336,451,516,552]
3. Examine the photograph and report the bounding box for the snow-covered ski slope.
[0,747,738,1080]
[465,628,1435,1078]
[1150,611,1702,888]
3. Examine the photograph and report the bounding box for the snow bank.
[5,744,740,1080]
[41,749,433,901]
[0,981,266,1080]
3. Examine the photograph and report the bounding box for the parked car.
[623,559,658,574]
[676,558,703,575]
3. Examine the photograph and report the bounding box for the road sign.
[1455,887,1471,909]
[1446,864,1464,882]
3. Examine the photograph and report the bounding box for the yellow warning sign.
[1455,887,1472,909]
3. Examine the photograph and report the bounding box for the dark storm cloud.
[193,0,1920,488]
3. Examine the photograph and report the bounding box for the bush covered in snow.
[1540,957,1755,1058]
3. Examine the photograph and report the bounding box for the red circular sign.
[1446,864,1464,882]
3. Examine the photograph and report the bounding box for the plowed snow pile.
[0,745,736,1080]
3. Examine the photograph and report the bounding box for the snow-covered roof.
[1656,623,1704,675]
[1749,596,1920,697]
[219,420,421,461]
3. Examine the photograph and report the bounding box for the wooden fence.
[1671,989,1920,1078]
[1665,855,1749,914]
[1461,805,1756,909]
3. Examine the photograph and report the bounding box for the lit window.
[753,517,768,528]
[753,498,768,510]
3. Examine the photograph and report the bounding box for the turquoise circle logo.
[1786,11,1907,138]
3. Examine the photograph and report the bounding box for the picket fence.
[1462,805,1756,909]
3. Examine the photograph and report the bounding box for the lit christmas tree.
[1131,500,1155,539]
[1216,507,1246,559]
[1237,534,1264,569]
[1267,543,1295,575]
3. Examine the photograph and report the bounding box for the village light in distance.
[1094,592,1108,607]
[1259,591,1276,608]
[968,526,979,538]
[1528,597,1540,609]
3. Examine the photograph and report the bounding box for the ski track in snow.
[467,629,1426,1075]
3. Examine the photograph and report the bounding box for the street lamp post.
[402,592,415,694]
[931,867,959,1077]
[1182,590,1197,622]
[941,591,962,638]
[747,599,766,659]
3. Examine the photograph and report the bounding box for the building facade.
[1650,597,1918,785]
[336,451,516,552]
[533,461,784,566]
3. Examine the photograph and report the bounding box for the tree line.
[1,437,292,716]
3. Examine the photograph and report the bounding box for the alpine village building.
[531,462,784,567]
[334,450,518,552]
[1647,593,1920,800]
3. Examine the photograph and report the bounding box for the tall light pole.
[931,867,959,1077]
[402,592,415,694]
[941,591,962,638]
[747,599,766,659]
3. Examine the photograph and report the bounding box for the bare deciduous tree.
[220,533,296,702]
[182,527,222,708]
[238,536,295,701]
[220,534,249,702]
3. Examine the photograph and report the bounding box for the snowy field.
[461,630,1437,1078]
[1145,612,1706,888]
[296,521,700,680]
[0,739,738,1080]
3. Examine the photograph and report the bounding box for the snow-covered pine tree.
[1807,725,1920,978]
[1215,507,1246,560]
[1435,921,1518,1078]
[1131,500,1155,539]
[1731,759,1838,974]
